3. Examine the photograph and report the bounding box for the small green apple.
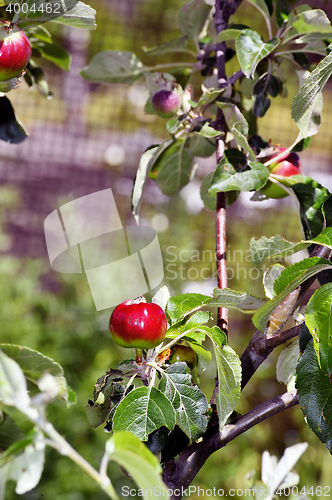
[169,344,197,370]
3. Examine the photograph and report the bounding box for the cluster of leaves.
[0,345,173,499]
[80,0,332,208]
[80,0,332,460]
[3,0,332,497]
[0,0,96,143]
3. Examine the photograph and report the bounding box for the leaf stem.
[135,348,143,364]
[145,62,198,73]
[264,132,303,168]
[23,407,120,500]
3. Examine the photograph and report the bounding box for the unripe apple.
[169,344,197,370]
[151,89,181,118]
[0,21,31,82]
[262,147,301,199]
[109,297,167,349]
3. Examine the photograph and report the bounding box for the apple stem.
[135,348,143,365]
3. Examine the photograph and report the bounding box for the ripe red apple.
[151,89,181,118]
[109,297,167,349]
[262,147,301,199]
[169,344,197,370]
[0,21,31,82]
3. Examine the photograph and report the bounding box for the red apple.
[262,147,301,199]
[151,89,181,118]
[0,21,31,82]
[109,296,167,349]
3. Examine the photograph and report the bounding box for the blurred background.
[1,0,332,498]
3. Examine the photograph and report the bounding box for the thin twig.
[163,390,299,499]
[240,325,301,389]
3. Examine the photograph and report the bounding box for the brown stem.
[213,1,244,335]
[216,191,228,332]
[241,243,332,389]
[163,390,298,499]
[240,325,301,390]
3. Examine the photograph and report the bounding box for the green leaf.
[263,264,286,299]
[292,53,332,137]
[25,60,52,99]
[197,88,223,108]
[0,97,28,144]
[253,73,281,117]
[200,172,217,210]
[217,103,255,159]
[249,234,308,267]
[305,284,332,376]
[132,140,173,221]
[187,342,212,375]
[194,325,227,348]
[187,134,216,158]
[285,8,332,42]
[273,175,330,240]
[80,51,147,84]
[143,36,188,55]
[177,0,211,42]
[289,176,330,239]
[275,0,290,27]
[323,195,332,227]
[112,386,176,441]
[149,140,195,196]
[0,350,30,409]
[106,431,168,498]
[0,433,35,468]
[158,363,208,441]
[217,27,246,42]
[0,344,74,406]
[0,411,24,451]
[253,258,332,332]
[262,442,308,494]
[296,340,332,453]
[166,293,211,324]
[247,0,271,19]
[15,0,78,28]
[181,310,210,330]
[193,121,221,138]
[213,345,241,430]
[209,288,266,313]
[28,25,52,42]
[152,286,171,311]
[132,146,160,221]
[87,378,127,429]
[165,310,211,344]
[274,258,332,295]
[31,40,70,71]
[276,339,299,391]
[308,227,332,251]
[209,160,269,193]
[52,1,96,29]
[235,29,279,78]
[0,429,45,495]
[165,325,208,344]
